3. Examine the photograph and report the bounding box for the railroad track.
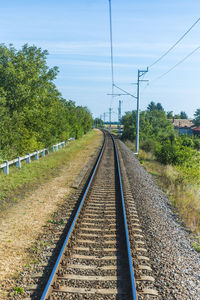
[40,131,137,299]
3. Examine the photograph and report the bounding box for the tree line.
[0,44,93,160]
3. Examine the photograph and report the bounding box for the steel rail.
[40,132,106,300]
[111,134,137,300]
[41,130,137,299]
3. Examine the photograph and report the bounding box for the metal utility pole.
[135,68,148,154]
[109,107,112,131]
[103,112,106,123]
[118,100,122,130]
[100,115,103,128]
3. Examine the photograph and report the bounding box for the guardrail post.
[26,154,31,163]
[41,150,45,157]
[34,150,39,160]
[16,157,21,168]
[3,161,9,175]
[52,146,55,152]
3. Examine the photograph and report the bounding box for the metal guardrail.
[0,138,75,175]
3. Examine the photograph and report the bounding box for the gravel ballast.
[118,140,200,300]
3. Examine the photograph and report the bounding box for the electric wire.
[152,46,200,82]
[114,84,137,99]
[108,0,115,108]
[149,17,200,68]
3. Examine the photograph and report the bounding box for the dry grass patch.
[125,141,200,236]
[138,150,200,235]
[0,129,103,294]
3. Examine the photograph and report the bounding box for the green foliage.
[47,218,64,225]
[147,101,164,111]
[0,44,93,159]
[180,111,188,119]
[155,141,179,165]
[122,108,174,151]
[194,108,200,126]
[122,102,200,186]
[192,237,200,252]
[94,118,104,128]
[192,243,200,252]
[167,111,173,119]
[0,130,97,210]
[13,287,24,294]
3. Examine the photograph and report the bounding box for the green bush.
[141,139,158,152]
[154,142,179,165]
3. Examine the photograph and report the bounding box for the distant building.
[192,126,200,137]
[170,119,194,135]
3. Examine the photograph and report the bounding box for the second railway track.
[40,131,137,299]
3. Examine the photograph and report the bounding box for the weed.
[29,258,39,265]
[149,171,161,177]
[13,286,24,294]
[40,240,51,247]
[47,218,64,225]
[192,242,200,252]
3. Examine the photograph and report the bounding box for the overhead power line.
[152,46,200,82]
[149,17,200,68]
[108,0,114,107]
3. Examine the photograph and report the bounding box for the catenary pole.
[118,100,122,130]
[135,68,148,154]
[109,107,112,131]
[136,70,140,154]
[108,0,115,128]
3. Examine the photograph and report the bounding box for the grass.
[0,130,99,211]
[192,242,200,252]
[47,218,64,225]
[126,142,200,236]
[13,286,24,294]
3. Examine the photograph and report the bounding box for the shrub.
[154,142,179,165]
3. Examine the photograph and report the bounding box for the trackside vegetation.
[0,44,93,161]
[122,103,200,235]
[0,130,99,211]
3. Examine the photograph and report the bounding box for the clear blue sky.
[1,0,200,120]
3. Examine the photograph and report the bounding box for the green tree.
[156,103,164,111]
[147,101,164,112]
[174,114,181,119]
[167,111,173,119]
[0,44,93,159]
[147,101,157,111]
[194,108,200,126]
[180,111,188,119]
[94,118,104,128]
[122,106,174,152]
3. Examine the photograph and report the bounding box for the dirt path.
[0,130,103,296]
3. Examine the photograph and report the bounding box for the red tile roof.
[170,119,194,128]
[193,126,200,132]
